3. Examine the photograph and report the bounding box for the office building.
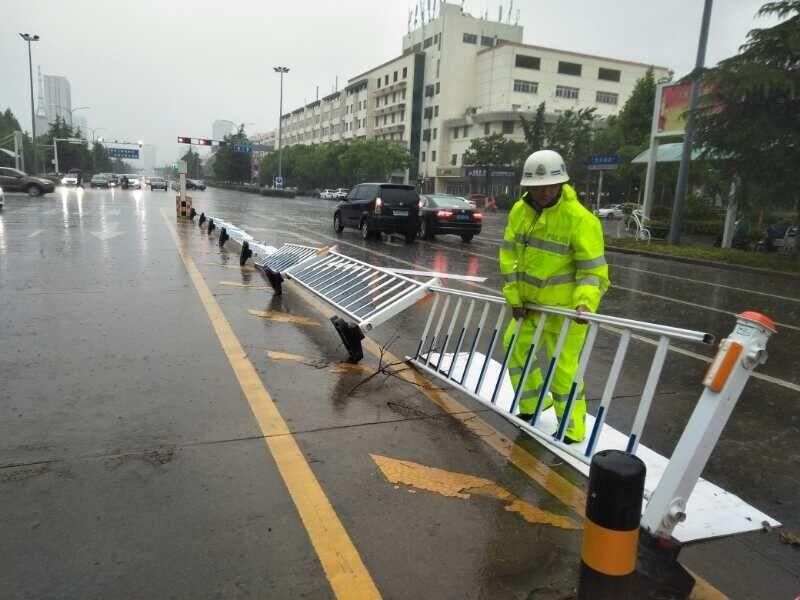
[278,2,670,192]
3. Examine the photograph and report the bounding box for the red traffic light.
[177,136,191,144]
[196,138,212,146]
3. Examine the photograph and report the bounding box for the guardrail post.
[578,449,645,600]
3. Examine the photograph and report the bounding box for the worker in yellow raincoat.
[499,150,610,443]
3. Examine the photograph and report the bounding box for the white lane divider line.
[26,229,44,238]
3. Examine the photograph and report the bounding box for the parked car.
[320,189,337,200]
[418,194,483,242]
[597,204,624,219]
[333,183,420,243]
[0,167,55,196]
[121,174,141,189]
[107,174,119,187]
[90,174,110,188]
[60,173,79,186]
[148,176,168,191]
[187,179,206,191]
[334,188,349,201]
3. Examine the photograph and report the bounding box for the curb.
[607,245,800,278]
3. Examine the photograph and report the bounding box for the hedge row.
[208,182,296,198]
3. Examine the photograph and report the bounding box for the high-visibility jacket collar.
[522,187,562,212]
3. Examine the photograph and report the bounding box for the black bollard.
[198,212,206,226]
[219,227,229,247]
[239,241,252,266]
[578,449,645,600]
[207,218,215,234]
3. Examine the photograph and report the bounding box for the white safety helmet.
[520,149,569,187]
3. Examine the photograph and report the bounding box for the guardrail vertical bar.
[460,302,490,386]
[529,316,568,427]
[555,322,599,442]
[475,305,507,396]
[426,296,451,367]
[585,330,631,457]
[509,315,547,415]
[490,316,523,404]
[447,299,475,380]
[415,293,441,359]
[437,297,463,373]
[626,335,670,454]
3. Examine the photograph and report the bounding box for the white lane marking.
[476,235,798,303]
[89,222,124,241]
[277,217,800,393]
[613,285,800,333]
[26,229,44,238]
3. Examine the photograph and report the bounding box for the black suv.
[333,183,419,243]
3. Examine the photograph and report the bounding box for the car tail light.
[436,210,453,218]
[473,212,484,219]
[374,197,382,214]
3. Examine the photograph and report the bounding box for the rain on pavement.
[1,186,798,599]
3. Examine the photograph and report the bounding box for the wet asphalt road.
[1,186,798,600]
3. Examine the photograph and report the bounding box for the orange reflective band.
[581,519,639,576]
[703,339,743,393]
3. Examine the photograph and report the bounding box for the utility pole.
[19,33,40,174]
[273,66,289,188]
[668,0,713,245]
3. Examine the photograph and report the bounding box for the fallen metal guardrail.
[405,285,779,543]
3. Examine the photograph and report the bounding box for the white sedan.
[597,205,624,219]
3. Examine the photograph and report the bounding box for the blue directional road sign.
[232,144,252,154]
[587,154,619,170]
[107,147,140,160]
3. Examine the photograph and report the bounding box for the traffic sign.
[232,144,252,154]
[274,176,283,188]
[588,154,619,170]
[108,147,140,160]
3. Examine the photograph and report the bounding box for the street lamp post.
[273,66,289,188]
[69,106,90,129]
[19,33,40,174]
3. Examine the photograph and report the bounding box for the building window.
[463,33,477,44]
[433,128,438,140]
[402,66,408,78]
[402,90,406,100]
[484,123,491,135]
[436,59,440,78]
[421,151,426,161]
[432,150,437,162]
[424,106,433,119]
[463,126,469,137]
[425,84,435,97]
[377,78,381,88]
[434,33,440,45]
[391,113,396,123]
[453,128,459,139]
[413,42,421,52]
[383,115,388,125]
[393,70,398,82]
[598,67,621,82]
[502,121,514,134]
[385,74,389,85]
[392,92,396,103]
[434,105,439,117]
[513,79,538,94]
[400,111,405,122]
[375,118,380,128]
[480,36,494,47]
[375,98,380,108]
[558,61,582,76]
[424,37,433,48]
[435,82,440,94]
[451,154,457,166]
[515,54,540,70]
[596,91,619,105]
[556,85,580,99]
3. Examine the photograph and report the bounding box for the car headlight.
[61,178,68,184]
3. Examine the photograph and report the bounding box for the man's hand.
[573,304,591,324]
[512,307,527,320]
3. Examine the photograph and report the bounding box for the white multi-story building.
[278,2,669,193]
[35,69,74,132]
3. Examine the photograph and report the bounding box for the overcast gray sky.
[2,0,779,166]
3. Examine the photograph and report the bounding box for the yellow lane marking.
[161,210,381,600]
[372,454,580,530]
[267,350,375,374]
[219,280,270,290]
[285,281,726,600]
[248,309,321,327]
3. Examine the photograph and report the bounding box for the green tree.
[181,149,202,179]
[546,107,598,191]
[694,0,800,217]
[518,102,549,154]
[213,126,252,183]
[338,139,413,184]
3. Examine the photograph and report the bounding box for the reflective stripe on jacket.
[499,184,610,313]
